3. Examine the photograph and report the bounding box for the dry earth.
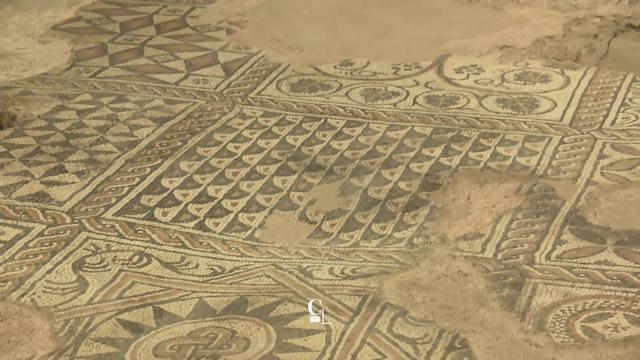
[0,0,95,83]
[0,302,61,360]
[381,170,640,359]
[197,0,640,72]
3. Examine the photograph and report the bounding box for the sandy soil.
[0,0,95,128]
[429,170,528,239]
[601,29,640,74]
[581,183,640,231]
[0,302,61,360]
[0,0,94,84]
[0,110,16,131]
[306,181,347,213]
[258,211,317,244]
[257,180,346,244]
[380,169,638,359]
[0,93,61,132]
[381,244,639,359]
[198,0,640,71]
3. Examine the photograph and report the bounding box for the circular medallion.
[415,90,471,110]
[346,85,408,105]
[72,296,329,359]
[277,76,342,96]
[481,94,556,115]
[126,316,276,360]
[546,296,640,344]
[502,68,567,90]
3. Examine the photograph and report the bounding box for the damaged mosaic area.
[1,0,640,359]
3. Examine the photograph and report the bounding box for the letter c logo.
[308,299,322,316]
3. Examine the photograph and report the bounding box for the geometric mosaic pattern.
[0,91,190,205]
[1,0,640,359]
[55,0,258,88]
[253,57,589,123]
[112,107,555,248]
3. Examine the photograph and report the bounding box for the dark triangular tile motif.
[53,1,259,87]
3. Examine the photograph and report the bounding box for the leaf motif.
[558,246,605,260]
[610,144,640,156]
[600,171,630,184]
[601,158,640,172]
[568,227,607,244]
[613,248,640,265]
[616,235,640,247]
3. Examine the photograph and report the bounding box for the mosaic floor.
[2,1,640,359]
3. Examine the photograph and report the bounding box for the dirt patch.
[0,94,56,117]
[380,244,638,359]
[580,183,640,231]
[600,27,640,74]
[221,0,527,64]
[258,211,316,244]
[0,93,59,130]
[194,0,262,26]
[0,301,61,360]
[198,0,640,69]
[0,111,17,131]
[0,0,94,84]
[378,170,636,358]
[499,14,640,69]
[429,170,529,239]
[306,181,348,213]
[543,178,579,201]
[257,180,346,244]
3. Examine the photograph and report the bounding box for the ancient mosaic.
[1,0,640,359]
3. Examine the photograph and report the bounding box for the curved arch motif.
[311,57,439,81]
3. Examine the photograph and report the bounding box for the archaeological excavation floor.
[1,1,640,359]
